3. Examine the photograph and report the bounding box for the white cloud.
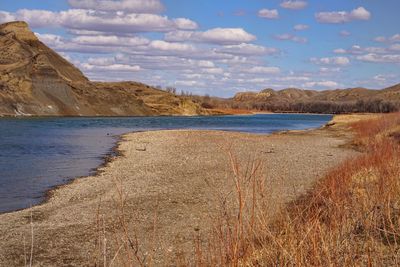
[36,32,151,54]
[246,78,270,84]
[197,60,215,68]
[374,36,386,43]
[165,28,256,45]
[68,0,164,14]
[340,30,351,37]
[304,81,339,88]
[389,44,400,51]
[148,40,196,53]
[175,80,205,87]
[0,11,16,23]
[315,6,371,24]
[72,35,150,46]
[35,33,65,46]
[277,76,310,82]
[173,18,198,30]
[258,9,279,19]
[310,56,350,66]
[280,1,308,10]
[87,57,115,66]
[356,54,400,63]
[391,34,400,42]
[245,66,281,74]
[216,56,257,66]
[3,9,198,33]
[351,7,372,20]
[319,67,341,73]
[275,34,307,44]
[373,34,400,43]
[60,10,198,33]
[332,44,395,55]
[16,9,59,28]
[294,24,309,31]
[198,28,256,44]
[202,67,224,74]
[67,29,110,36]
[215,43,278,56]
[371,74,397,86]
[81,62,141,72]
[374,74,387,82]
[333,48,347,54]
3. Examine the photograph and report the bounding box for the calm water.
[0,114,332,213]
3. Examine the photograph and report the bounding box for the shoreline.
[42,134,125,211]
[0,116,359,265]
[0,111,334,119]
[0,127,322,216]
[0,133,125,216]
[0,114,334,215]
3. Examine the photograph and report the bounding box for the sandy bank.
[0,124,357,266]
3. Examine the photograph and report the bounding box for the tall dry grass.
[193,113,400,266]
[93,177,154,267]
[350,112,400,147]
[193,152,268,266]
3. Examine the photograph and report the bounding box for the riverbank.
[232,112,400,266]
[0,116,358,266]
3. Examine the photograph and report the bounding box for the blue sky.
[0,0,399,96]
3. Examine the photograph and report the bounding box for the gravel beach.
[0,123,357,266]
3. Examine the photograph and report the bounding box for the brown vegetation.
[193,87,400,114]
[191,112,400,266]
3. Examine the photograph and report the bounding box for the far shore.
[0,108,382,118]
[0,115,361,265]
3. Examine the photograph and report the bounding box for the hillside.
[228,84,400,113]
[0,21,208,116]
[233,86,400,103]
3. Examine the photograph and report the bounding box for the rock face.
[0,21,207,116]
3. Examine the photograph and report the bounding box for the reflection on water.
[0,114,332,213]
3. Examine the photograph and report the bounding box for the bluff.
[0,21,207,116]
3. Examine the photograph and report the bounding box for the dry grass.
[99,113,399,266]
[192,151,267,266]
[350,112,400,147]
[93,177,155,267]
[192,113,400,266]
[329,113,380,125]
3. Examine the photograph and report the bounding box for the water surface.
[0,114,332,213]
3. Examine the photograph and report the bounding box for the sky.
[0,0,399,97]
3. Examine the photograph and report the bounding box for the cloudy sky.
[0,0,399,96]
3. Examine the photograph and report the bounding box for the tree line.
[197,97,400,114]
[245,99,399,114]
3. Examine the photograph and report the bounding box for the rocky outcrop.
[0,21,207,116]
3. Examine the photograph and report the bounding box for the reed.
[193,113,400,266]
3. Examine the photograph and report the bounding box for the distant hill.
[229,85,400,113]
[192,85,400,114]
[0,21,208,116]
[233,86,400,103]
